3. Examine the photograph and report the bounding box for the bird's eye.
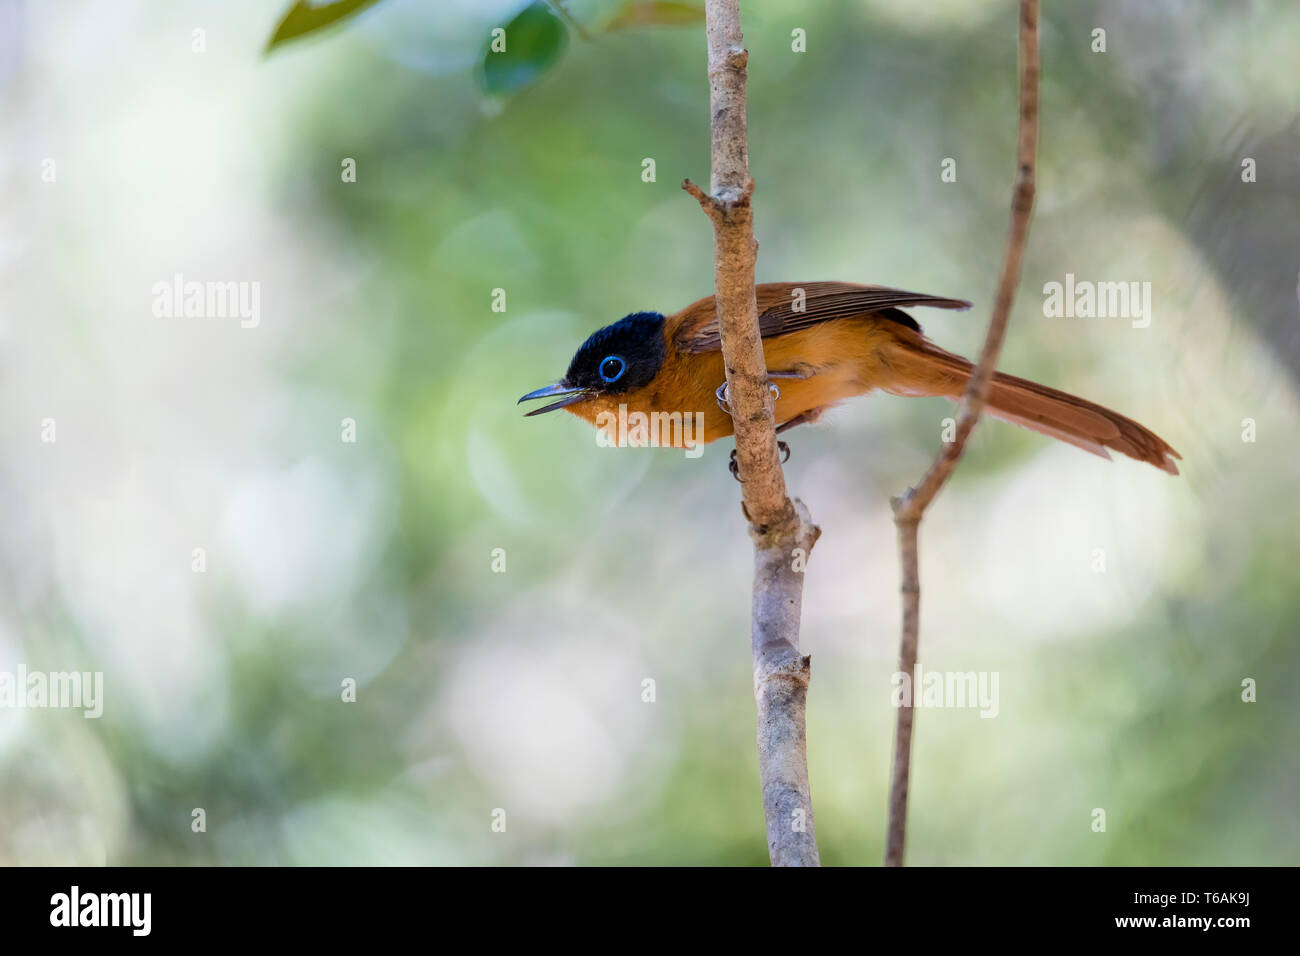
[599,355,626,384]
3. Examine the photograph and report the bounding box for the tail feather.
[883,336,1181,475]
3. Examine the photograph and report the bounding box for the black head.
[563,312,665,394]
[518,312,666,415]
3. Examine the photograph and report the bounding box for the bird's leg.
[719,380,796,482]
[775,406,827,435]
[752,406,830,476]
[767,363,816,381]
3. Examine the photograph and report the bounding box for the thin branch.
[884,0,1040,867]
[685,0,820,866]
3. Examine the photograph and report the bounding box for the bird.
[518,281,1181,476]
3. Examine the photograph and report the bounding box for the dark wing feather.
[674,281,971,353]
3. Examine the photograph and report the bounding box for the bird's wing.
[671,281,972,353]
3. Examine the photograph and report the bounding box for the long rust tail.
[882,334,1181,475]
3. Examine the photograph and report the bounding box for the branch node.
[755,644,810,683]
[696,0,817,868]
[682,177,725,224]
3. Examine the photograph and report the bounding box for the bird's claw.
[715,380,781,417]
[728,441,791,481]
[715,382,731,416]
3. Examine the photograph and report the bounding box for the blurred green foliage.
[480,4,569,96]
[266,0,386,54]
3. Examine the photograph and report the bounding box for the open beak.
[518,382,591,416]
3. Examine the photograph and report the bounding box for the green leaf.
[606,1,704,32]
[480,3,569,97]
[265,0,385,54]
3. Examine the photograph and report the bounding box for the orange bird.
[519,282,1180,475]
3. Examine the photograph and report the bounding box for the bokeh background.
[1,0,1297,865]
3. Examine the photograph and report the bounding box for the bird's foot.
[715,382,731,416]
[728,441,791,482]
[715,380,781,417]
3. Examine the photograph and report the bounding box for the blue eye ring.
[598,355,626,384]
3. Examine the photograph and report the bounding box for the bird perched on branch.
[518,281,1181,476]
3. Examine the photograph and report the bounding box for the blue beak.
[518,382,590,416]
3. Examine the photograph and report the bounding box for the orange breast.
[565,317,901,447]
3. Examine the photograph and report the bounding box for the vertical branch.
[682,0,821,866]
[884,0,1040,867]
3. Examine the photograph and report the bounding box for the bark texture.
[685,0,820,867]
